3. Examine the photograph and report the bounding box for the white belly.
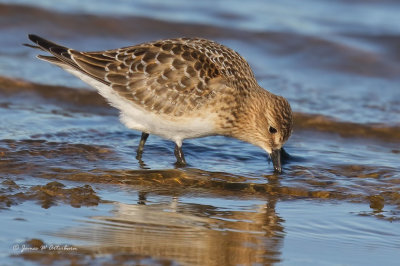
[64,67,218,143]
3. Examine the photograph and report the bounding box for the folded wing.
[27,34,228,116]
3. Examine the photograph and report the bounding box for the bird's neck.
[222,87,271,147]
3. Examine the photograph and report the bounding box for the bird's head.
[235,91,293,173]
[262,94,293,173]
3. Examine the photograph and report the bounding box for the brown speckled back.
[70,38,258,116]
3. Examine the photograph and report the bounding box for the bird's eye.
[269,126,277,134]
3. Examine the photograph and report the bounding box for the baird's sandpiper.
[26,34,293,173]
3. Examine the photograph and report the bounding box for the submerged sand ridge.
[2,76,399,142]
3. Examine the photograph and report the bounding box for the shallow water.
[0,1,399,265]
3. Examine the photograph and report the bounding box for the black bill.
[270,149,282,173]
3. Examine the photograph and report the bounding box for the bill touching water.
[0,0,399,265]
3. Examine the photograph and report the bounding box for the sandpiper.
[26,34,293,173]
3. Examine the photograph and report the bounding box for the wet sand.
[1,1,400,265]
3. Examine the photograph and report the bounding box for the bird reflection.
[53,168,286,265]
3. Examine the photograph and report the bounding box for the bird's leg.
[174,143,187,167]
[136,132,149,160]
[137,191,147,205]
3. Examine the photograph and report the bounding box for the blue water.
[0,0,400,265]
[1,0,400,125]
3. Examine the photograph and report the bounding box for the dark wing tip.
[23,43,39,49]
[28,34,46,45]
[27,34,67,53]
[26,34,72,61]
[25,34,44,49]
[28,34,39,41]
